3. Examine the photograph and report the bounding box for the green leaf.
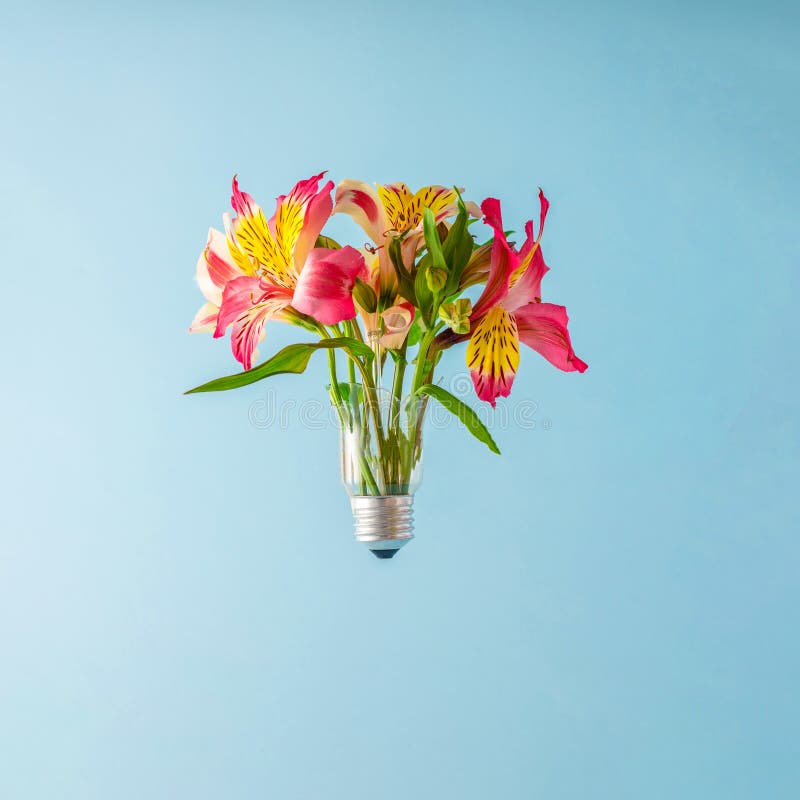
[443,194,475,294]
[386,348,407,366]
[185,338,372,394]
[415,383,501,455]
[422,207,447,273]
[442,198,467,263]
[406,316,423,347]
[414,262,434,324]
[334,381,364,406]
[315,235,341,249]
[388,236,416,305]
[352,277,377,313]
[336,382,351,403]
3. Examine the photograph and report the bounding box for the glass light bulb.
[330,383,426,558]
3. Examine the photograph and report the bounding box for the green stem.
[320,326,382,495]
[389,340,408,432]
[411,326,436,395]
[327,350,345,409]
[317,321,391,495]
[345,321,357,384]
[340,339,388,494]
[357,451,380,495]
[350,319,365,343]
[405,325,439,472]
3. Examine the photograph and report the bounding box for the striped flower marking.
[334,179,462,298]
[226,174,325,289]
[191,174,368,370]
[466,306,521,402]
[449,191,586,406]
[376,183,459,234]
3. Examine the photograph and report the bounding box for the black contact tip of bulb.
[371,548,399,559]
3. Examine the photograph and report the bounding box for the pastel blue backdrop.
[1,1,798,797]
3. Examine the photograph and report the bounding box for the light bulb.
[332,384,425,559]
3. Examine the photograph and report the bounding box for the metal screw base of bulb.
[350,495,414,559]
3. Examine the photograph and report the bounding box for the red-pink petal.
[214,276,261,338]
[480,196,505,236]
[205,228,243,288]
[287,172,328,207]
[514,302,588,373]
[230,175,260,218]
[333,180,385,244]
[471,198,518,318]
[503,241,549,312]
[214,275,292,370]
[293,179,334,270]
[291,246,367,325]
[499,190,552,311]
[523,188,549,245]
[517,219,536,264]
[538,189,550,237]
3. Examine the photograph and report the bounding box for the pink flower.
[439,191,587,406]
[190,174,367,370]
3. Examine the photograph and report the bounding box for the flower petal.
[409,186,459,227]
[271,172,331,277]
[471,198,518,318]
[189,301,219,334]
[228,177,294,288]
[214,275,292,370]
[231,175,260,218]
[536,188,550,240]
[458,242,492,290]
[195,239,222,307]
[293,178,334,271]
[464,200,482,218]
[466,305,521,407]
[514,302,588,373]
[197,228,244,304]
[377,183,414,232]
[291,246,367,325]
[334,180,385,244]
[380,301,415,349]
[504,236,549,312]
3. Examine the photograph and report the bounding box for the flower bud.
[425,266,448,293]
[352,277,377,313]
[438,298,472,334]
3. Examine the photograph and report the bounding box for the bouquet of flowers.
[187,174,587,557]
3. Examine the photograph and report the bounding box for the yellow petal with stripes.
[466,306,520,406]
[376,183,459,234]
[231,210,295,289]
[377,183,415,232]
[274,192,308,283]
[410,186,459,226]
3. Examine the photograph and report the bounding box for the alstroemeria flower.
[438,191,587,406]
[380,301,416,349]
[191,174,367,370]
[334,180,462,295]
[352,249,416,349]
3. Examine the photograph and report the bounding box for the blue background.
[2,1,798,797]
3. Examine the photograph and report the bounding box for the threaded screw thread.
[350,495,414,554]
